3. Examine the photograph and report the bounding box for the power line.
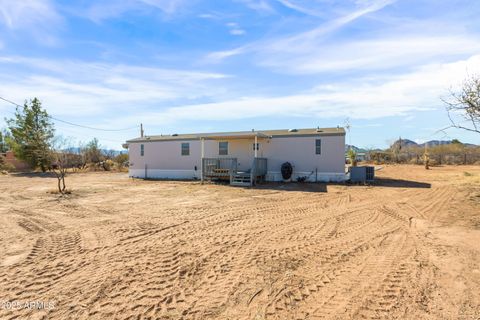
[57,125,128,144]
[0,96,139,132]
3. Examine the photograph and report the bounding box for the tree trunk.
[57,177,63,194]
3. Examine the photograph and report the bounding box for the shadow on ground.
[371,177,431,189]
[10,172,57,178]
[255,182,328,193]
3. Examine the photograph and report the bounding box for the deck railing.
[202,158,238,181]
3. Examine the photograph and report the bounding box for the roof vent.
[288,129,298,132]
[172,133,178,136]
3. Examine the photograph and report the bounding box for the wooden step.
[230,181,251,186]
[230,173,252,186]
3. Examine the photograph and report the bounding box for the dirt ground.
[0,165,479,320]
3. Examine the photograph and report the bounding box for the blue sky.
[0,0,479,149]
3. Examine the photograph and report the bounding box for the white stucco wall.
[128,134,345,182]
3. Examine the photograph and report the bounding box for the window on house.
[252,143,259,150]
[219,141,228,155]
[140,144,144,156]
[315,139,321,155]
[181,143,190,156]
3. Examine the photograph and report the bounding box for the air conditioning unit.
[349,166,375,183]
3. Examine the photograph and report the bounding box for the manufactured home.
[126,127,346,186]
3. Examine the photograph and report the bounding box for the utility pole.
[344,118,351,150]
[140,123,144,138]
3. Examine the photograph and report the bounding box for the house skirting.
[129,168,345,182]
[129,169,200,180]
[265,171,345,182]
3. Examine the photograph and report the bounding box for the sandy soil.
[0,165,479,320]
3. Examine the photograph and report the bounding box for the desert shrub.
[347,149,357,166]
[408,158,420,165]
[369,151,393,164]
[114,153,128,168]
[101,159,114,171]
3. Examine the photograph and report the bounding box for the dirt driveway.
[0,165,479,319]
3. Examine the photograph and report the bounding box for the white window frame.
[181,142,190,156]
[315,139,321,155]
[219,141,228,155]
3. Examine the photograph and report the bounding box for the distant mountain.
[391,139,478,149]
[345,145,384,153]
[347,139,478,153]
[390,139,418,149]
[64,147,127,155]
[345,145,367,153]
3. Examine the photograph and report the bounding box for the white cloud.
[204,46,250,62]
[236,0,275,13]
[265,0,396,49]
[0,0,62,44]
[198,13,217,19]
[0,56,229,119]
[3,54,479,128]
[274,0,324,17]
[136,54,480,125]
[206,0,396,62]
[258,35,480,74]
[2,54,479,148]
[0,0,61,29]
[139,0,187,14]
[226,22,246,36]
[230,29,246,35]
[83,0,188,22]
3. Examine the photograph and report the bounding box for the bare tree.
[50,137,75,195]
[444,75,480,134]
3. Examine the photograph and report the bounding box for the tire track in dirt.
[2,167,477,320]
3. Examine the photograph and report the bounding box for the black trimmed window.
[219,141,228,155]
[140,144,144,156]
[315,139,321,155]
[181,143,190,156]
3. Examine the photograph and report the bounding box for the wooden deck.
[202,157,267,186]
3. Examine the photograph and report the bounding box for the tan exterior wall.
[128,134,345,181]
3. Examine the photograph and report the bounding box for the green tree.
[84,138,103,164]
[347,149,357,166]
[0,130,8,153]
[6,98,55,172]
[451,139,462,144]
